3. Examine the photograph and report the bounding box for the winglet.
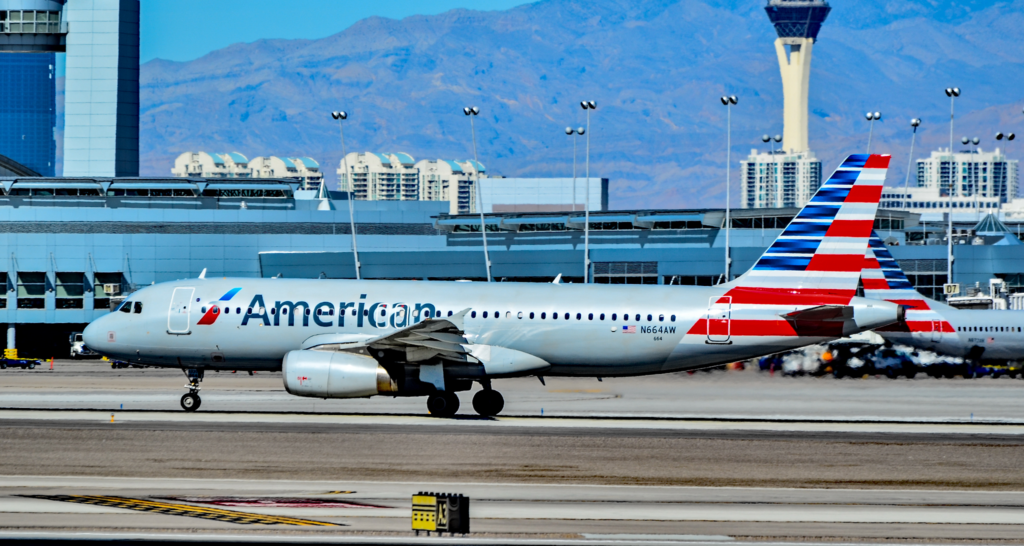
[552,274,562,284]
[198,268,207,279]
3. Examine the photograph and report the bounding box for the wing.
[303,308,473,363]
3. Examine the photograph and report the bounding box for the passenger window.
[517,312,524,319]
[588,313,593,320]
[576,313,582,320]
[247,307,252,314]
[362,309,368,316]
[134,302,143,313]
[482,311,488,318]
[647,314,653,322]
[659,314,664,322]
[270,308,276,315]
[600,313,605,320]
[472,311,477,318]
[212,306,219,315]
[553,312,558,320]
[506,312,511,318]
[352,309,357,316]
[237,307,242,315]
[541,312,546,319]
[529,312,534,319]
[202,306,208,313]
[306,308,312,316]
[671,315,676,322]
[564,313,569,320]
[612,313,617,321]
[448,311,453,317]
[635,314,640,321]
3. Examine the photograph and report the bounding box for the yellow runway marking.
[25,495,343,526]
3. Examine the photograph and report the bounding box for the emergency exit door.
[168,287,195,334]
[706,296,732,344]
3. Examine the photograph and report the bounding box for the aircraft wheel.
[473,390,504,417]
[180,393,201,412]
[426,392,459,417]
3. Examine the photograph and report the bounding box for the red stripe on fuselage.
[717,287,854,306]
[886,299,930,310]
[686,318,845,338]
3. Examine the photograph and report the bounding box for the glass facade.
[0,52,56,176]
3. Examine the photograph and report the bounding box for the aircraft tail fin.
[863,231,938,310]
[727,154,891,306]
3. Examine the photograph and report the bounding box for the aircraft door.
[168,287,195,334]
[706,296,732,344]
[930,320,943,342]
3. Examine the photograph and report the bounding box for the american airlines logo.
[238,294,438,329]
[197,288,242,326]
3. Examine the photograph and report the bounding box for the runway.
[2,361,1024,543]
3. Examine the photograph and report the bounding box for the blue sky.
[140,0,536,63]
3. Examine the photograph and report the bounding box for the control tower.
[765,0,831,154]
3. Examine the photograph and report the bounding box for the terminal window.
[56,272,85,309]
[16,272,45,309]
[594,262,658,285]
[0,272,7,310]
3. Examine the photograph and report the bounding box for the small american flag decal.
[622,325,636,333]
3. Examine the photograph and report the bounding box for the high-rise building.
[337,152,421,201]
[741,150,822,209]
[880,148,1019,212]
[0,0,139,178]
[63,0,140,177]
[741,0,830,209]
[0,1,67,177]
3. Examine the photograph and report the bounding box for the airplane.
[862,231,1024,367]
[82,154,903,416]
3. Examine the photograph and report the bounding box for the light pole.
[761,134,782,207]
[464,106,491,282]
[580,100,596,283]
[565,126,585,212]
[996,131,1016,208]
[963,136,980,217]
[332,111,360,280]
[944,87,961,292]
[865,111,881,154]
[720,95,737,282]
[901,119,921,211]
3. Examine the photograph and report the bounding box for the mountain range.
[138,0,1024,210]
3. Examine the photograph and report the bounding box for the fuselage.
[83,277,896,376]
[878,302,1024,362]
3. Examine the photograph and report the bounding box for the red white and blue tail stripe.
[862,231,953,334]
[727,154,891,305]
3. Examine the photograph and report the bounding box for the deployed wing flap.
[304,308,475,363]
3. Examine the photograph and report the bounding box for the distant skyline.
[139,0,536,63]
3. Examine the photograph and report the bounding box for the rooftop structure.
[250,156,323,190]
[171,151,252,178]
[765,0,830,154]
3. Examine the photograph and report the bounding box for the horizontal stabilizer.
[781,305,853,322]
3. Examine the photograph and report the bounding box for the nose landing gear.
[180,368,203,412]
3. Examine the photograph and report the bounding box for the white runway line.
[2,409,1024,435]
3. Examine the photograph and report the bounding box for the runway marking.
[23,495,343,526]
[162,496,388,508]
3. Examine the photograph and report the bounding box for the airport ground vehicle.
[70,332,99,358]
[0,357,43,370]
[82,154,902,415]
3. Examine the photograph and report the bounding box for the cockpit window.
[133,301,143,314]
[119,301,131,313]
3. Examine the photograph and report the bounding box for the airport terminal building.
[0,176,1022,356]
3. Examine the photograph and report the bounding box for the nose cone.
[82,320,104,352]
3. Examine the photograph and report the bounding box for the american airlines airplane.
[863,232,1024,364]
[82,154,903,416]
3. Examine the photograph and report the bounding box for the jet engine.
[282,350,397,398]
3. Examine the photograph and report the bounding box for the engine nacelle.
[282,350,397,398]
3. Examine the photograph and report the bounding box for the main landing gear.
[426,382,505,418]
[180,368,203,412]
